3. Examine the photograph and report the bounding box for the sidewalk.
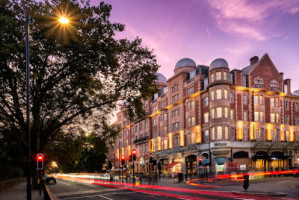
[0,179,44,200]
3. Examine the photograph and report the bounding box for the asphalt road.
[47,178,178,200]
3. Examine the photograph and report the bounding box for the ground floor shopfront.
[114,141,299,177]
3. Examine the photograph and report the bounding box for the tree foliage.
[0,0,159,170]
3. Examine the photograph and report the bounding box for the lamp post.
[25,12,69,200]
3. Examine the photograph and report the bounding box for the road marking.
[55,189,120,197]
[98,195,113,200]
[279,180,287,185]
[62,194,114,200]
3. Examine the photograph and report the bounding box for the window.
[163,113,167,121]
[187,134,191,145]
[211,127,215,140]
[230,110,234,120]
[139,122,143,130]
[255,129,259,141]
[161,101,166,108]
[172,122,179,132]
[172,137,179,148]
[217,126,222,139]
[187,86,194,95]
[224,90,228,99]
[163,126,167,134]
[153,130,158,138]
[172,94,178,103]
[187,101,195,111]
[243,94,247,105]
[260,96,263,104]
[224,107,228,118]
[172,84,178,93]
[230,93,234,103]
[276,129,280,141]
[231,128,235,141]
[162,140,168,150]
[285,115,289,125]
[270,98,275,107]
[192,117,195,126]
[296,102,299,111]
[216,89,222,100]
[204,96,209,106]
[216,72,221,80]
[204,130,209,143]
[276,113,280,123]
[153,118,157,126]
[275,98,279,107]
[223,72,227,80]
[270,113,275,123]
[254,112,264,122]
[204,112,209,123]
[285,101,289,110]
[271,130,275,141]
[281,130,285,141]
[191,133,196,144]
[211,73,214,82]
[295,116,299,126]
[153,105,158,113]
[211,109,215,119]
[244,111,248,121]
[286,131,290,141]
[254,96,259,104]
[244,128,248,141]
[225,126,228,139]
[216,107,222,118]
[211,91,214,101]
[172,109,179,117]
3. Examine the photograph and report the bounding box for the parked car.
[45,176,56,185]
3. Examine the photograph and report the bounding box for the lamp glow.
[59,17,69,24]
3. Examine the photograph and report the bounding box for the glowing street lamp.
[59,16,69,24]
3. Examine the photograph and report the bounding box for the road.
[46,177,299,200]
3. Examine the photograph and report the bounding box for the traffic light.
[121,155,125,166]
[149,153,153,163]
[37,153,44,170]
[243,175,249,191]
[198,157,203,166]
[132,149,137,161]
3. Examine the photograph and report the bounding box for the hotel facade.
[108,54,299,176]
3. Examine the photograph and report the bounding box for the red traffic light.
[132,149,136,155]
[198,157,203,161]
[150,153,153,157]
[121,155,125,160]
[37,154,44,160]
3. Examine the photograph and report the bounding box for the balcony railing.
[133,136,149,144]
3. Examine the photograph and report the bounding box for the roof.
[242,63,256,76]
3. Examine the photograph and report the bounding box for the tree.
[0,0,158,175]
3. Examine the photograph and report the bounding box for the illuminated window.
[275,98,279,107]
[216,89,222,99]
[270,98,275,107]
[260,96,263,104]
[204,130,209,143]
[271,130,275,141]
[276,113,280,123]
[254,96,259,104]
[224,107,228,118]
[211,73,215,82]
[224,90,228,99]
[216,107,222,118]
[223,72,227,80]
[204,112,209,123]
[270,113,275,123]
[164,113,167,121]
[255,129,259,141]
[211,127,215,140]
[211,91,214,100]
[217,126,222,139]
[191,133,196,144]
[216,72,221,80]
[286,131,290,141]
[153,118,157,126]
[225,126,228,139]
[230,110,234,120]
[281,130,285,141]
[204,96,209,106]
[211,108,215,119]
[244,111,248,121]
[192,117,195,126]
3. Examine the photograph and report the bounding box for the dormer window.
[254,76,264,88]
[270,79,279,91]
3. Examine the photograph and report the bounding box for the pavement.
[0,179,44,200]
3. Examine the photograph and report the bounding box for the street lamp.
[25,12,69,200]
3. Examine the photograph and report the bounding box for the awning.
[165,162,180,168]
[215,157,226,165]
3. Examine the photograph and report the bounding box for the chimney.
[279,72,284,79]
[250,56,259,65]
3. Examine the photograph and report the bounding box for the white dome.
[209,58,229,71]
[175,58,196,69]
[155,73,167,83]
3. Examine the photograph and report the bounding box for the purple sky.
[93,0,299,91]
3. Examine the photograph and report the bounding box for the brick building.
[108,54,299,176]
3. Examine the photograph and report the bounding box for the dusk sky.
[93,0,299,91]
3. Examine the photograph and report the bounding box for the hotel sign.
[214,142,227,146]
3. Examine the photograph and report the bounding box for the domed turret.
[175,58,196,69]
[155,73,167,84]
[174,58,196,75]
[209,58,229,71]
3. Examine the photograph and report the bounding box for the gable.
[248,54,283,91]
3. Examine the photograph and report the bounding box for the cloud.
[208,0,299,41]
